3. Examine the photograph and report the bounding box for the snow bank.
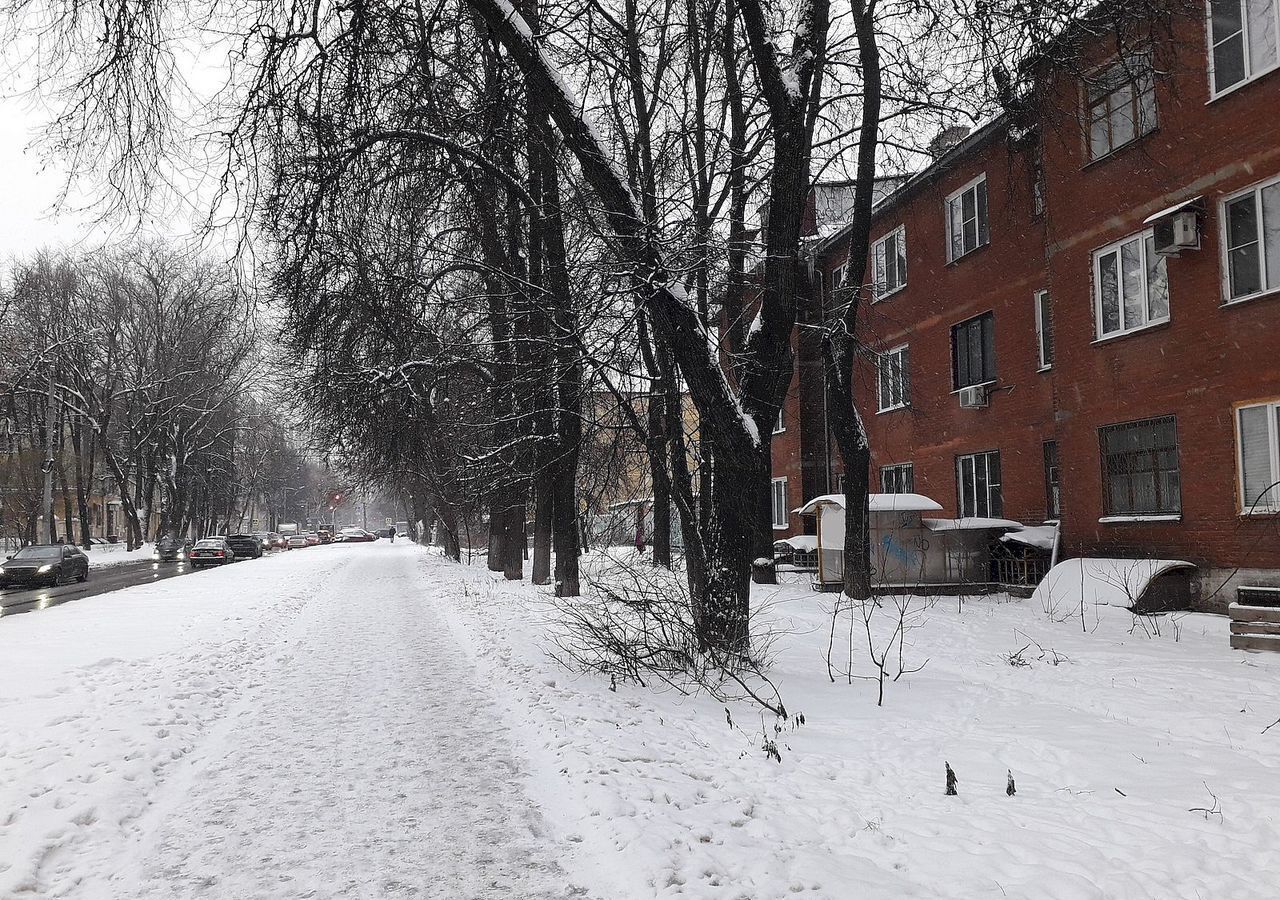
[776,534,818,551]
[1032,557,1196,610]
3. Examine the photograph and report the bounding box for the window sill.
[1081,127,1160,170]
[946,242,990,267]
[1098,514,1181,524]
[949,380,997,395]
[1207,63,1279,104]
[1241,507,1280,517]
[1037,364,1053,373]
[873,285,906,303]
[876,404,909,415]
[772,524,790,531]
[1221,287,1280,308]
[1092,317,1170,346]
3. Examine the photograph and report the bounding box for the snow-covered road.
[0,545,586,899]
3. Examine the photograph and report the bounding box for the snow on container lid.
[794,493,943,516]
[922,517,1024,532]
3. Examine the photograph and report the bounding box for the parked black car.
[226,534,264,559]
[0,544,90,588]
[154,536,189,561]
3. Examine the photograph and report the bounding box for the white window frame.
[1207,0,1280,99]
[771,477,789,529]
[876,345,910,412]
[1034,290,1053,370]
[872,226,907,299]
[956,450,1003,518]
[1220,175,1280,304]
[1092,229,1169,340]
[880,462,914,494]
[831,262,848,293]
[945,175,990,262]
[773,405,785,434]
[1237,400,1280,513]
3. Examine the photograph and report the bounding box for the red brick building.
[769,1,1280,609]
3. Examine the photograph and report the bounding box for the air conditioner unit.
[1152,209,1200,257]
[958,385,989,408]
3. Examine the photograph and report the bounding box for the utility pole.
[41,371,57,544]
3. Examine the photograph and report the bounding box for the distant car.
[154,537,189,562]
[317,530,333,544]
[335,528,377,543]
[286,534,310,549]
[305,532,321,546]
[226,534,264,559]
[189,538,235,568]
[266,532,285,549]
[0,544,90,588]
[251,532,273,552]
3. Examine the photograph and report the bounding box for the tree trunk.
[531,471,553,584]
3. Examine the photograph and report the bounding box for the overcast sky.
[0,93,98,259]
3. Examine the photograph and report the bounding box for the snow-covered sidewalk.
[6,543,1280,899]
[0,544,584,898]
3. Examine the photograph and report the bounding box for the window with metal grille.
[957,451,1002,518]
[1099,416,1181,516]
[881,463,914,494]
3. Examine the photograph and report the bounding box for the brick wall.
[780,8,1280,604]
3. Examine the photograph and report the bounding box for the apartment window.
[1210,0,1280,96]
[1043,440,1061,518]
[1238,401,1280,512]
[1034,290,1054,369]
[774,406,785,434]
[881,463,915,494]
[771,477,789,529]
[957,451,1002,518]
[1031,146,1046,217]
[952,312,996,389]
[1223,177,1280,302]
[877,345,911,412]
[946,176,989,261]
[1093,231,1169,339]
[831,263,848,293]
[1100,416,1181,517]
[873,227,907,298]
[1086,57,1157,160]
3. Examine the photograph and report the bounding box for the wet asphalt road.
[0,555,255,618]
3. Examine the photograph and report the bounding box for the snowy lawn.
[4,542,1279,899]
[436,551,1280,900]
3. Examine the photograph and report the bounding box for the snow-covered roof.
[774,535,818,551]
[922,517,1023,532]
[1000,524,1058,551]
[794,493,943,516]
[1030,558,1196,610]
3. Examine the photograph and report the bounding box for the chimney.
[928,125,971,160]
